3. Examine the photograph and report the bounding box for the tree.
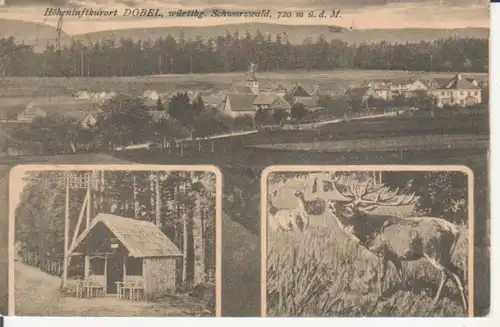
[97,94,152,147]
[290,103,307,121]
[192,96,205,116]
[155,97,164,111]
[272,109,288,125]
[254,109,272,126]
[392,94,407,107]
[383,171,468,225]
[193,110,232,138]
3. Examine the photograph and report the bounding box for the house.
[288,83,320,108]
[253,92,291,112]
[264,83,288,97]
[428,78,451,90]
[201,94,226,110]
[345,86,378,110]
[223,93,258,118]
[290,84,313,98]
[65,110,99,129]
[385,78,416,97]
[231,85,254,94]
[74,90,91,100]
[430,73,482,108]
[67,213,182,299]
[17,102,47,123]
[372,87,392,100]
[403,79,429,98]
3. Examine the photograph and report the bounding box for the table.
[116,281,143,300]
[75,280,92,298]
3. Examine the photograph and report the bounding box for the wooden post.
[155,175,161,227]
[62,174,70,288]
[84,174,91,278]
[211,141,214,152]
[123,256,127,281]
[181,145,184,157]
[100,170,104,212]
[104,254,108,294]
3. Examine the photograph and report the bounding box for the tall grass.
[266,218,469,317]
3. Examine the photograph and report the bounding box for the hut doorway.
[107,255,124,294]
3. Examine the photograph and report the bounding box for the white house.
[65,110,99,129]
[403,79,429,98]
[430,73,482,108]
[17,102,47,123]
[253,92,292,113]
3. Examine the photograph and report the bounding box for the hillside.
[75,23,489,45]
[1,19,489,52]
[0,19,71,52]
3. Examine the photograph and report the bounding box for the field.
[0,70,489,98]
[265,177,470,317]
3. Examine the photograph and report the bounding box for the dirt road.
[14,262,208,316]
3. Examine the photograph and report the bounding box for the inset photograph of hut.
[261,165,474,318]
[9,165,221,317]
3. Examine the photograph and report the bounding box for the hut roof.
[231,85,253,94]
[70,213,182,258]
[226,93,258,112]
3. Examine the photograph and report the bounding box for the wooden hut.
[68,213,182,298]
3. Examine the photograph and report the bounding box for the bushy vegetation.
[267,223,468,317]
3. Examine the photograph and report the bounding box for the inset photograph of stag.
[8,165,221,317]
[261,166,473,317]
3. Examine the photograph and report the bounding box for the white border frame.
[260,165,474,317]
[7,164,222,317]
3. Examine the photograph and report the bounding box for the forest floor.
[14,262,209,316]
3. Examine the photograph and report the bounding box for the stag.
[267,188,309,232]
[321,174,467,313]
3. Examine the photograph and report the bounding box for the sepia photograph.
[8,165,221,317]
[0,0,491,317]
[261,166,474,317]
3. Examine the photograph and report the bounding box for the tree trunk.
[150,173,155,222]
[192,173,205,284]
[155,175,161,227]
[181,173,188,283]
[133,175,139,219]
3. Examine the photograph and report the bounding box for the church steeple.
[244,62,259,94]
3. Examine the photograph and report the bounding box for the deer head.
[322,173,418,218]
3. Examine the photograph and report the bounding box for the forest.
[0,32,489,77]
[14,170,217,292]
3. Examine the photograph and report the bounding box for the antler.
[355,183,418,207]
[322,173,355,202]
[325,173,418,207]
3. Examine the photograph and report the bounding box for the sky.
[0,0,490,35]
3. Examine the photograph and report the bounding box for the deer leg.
[378,256,388,299]
[391,258,409,289]
[446,263,468,314]
[303,215,310,229]
[424,254,452,308]
[294,214,304,232]
[432,271,449,308]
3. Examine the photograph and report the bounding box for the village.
[0,65,488,145]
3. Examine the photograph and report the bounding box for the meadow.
[265,177,470,317]
[0,69,489,98]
